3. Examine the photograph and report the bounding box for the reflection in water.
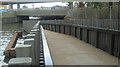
[0,22,22,67]
[2,23,23,31]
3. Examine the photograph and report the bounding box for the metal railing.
[40,25,54,67]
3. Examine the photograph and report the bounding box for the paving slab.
[44,30,118,65]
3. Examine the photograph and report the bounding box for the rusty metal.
[4,32,22,57]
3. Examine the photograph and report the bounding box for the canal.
[0,22,22,67]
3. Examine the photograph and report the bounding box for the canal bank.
[0,22,23,67]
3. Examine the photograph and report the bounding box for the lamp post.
[109,2,112,20]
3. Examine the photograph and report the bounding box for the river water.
[0,22,22,67]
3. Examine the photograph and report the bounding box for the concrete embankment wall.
[23,20,38,33]
[1,11,19,23]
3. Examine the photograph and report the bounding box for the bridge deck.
[44,30,118,65]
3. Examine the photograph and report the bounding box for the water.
[0,31,13,67]
[0,22,23,67]
[2,23,23,31]
[0,9,8,13]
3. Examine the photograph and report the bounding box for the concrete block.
[24,38,34,45]
[26,34,35,39]
[8,57,32,65]
[23,38,36,65]
[30,32,37,34]
[16,45,31,57]
[30,29,39,34]
[31,29,39,32]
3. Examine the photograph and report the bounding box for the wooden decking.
[44,30,118,65]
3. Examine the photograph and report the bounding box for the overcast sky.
[12,2,68,9]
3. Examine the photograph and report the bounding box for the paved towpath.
[44,30,118,65]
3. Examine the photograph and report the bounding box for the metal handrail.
[40,25,54,67]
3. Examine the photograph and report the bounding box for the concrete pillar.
[17,4,20,9]
[24,38,35,45]
[28,22,40,65]
[68,2,73,9]
[8,57,32,66]
[23,38,36,65]
[9,3,13,9]
[16,45,31,57]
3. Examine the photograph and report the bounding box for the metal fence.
[40,19,119,30]
[40,19,120,57]
[66,5,118,19]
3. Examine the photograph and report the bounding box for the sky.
[12,2,68,9]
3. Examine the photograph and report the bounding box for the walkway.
[44,30,118,65]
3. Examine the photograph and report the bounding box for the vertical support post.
[80,28,82,40]
[9,3,13,9]
[55,25,56,32]
[96,31,99,48]
[68,2,73,9]
[111,34,115,55]
[63,25,65,34]
[118,2,120,30]
[58,25,60,33]
[17,4,20,9]
[109,2,112,20]
[86,29,89,43]
[118,2,120,64]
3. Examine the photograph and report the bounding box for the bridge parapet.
[40,19,119,30]
[15,8,69,16]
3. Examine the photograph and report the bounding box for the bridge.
[1,8,68,23]
[14,8,69,16]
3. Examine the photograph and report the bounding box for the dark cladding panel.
[88,30,97,47]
